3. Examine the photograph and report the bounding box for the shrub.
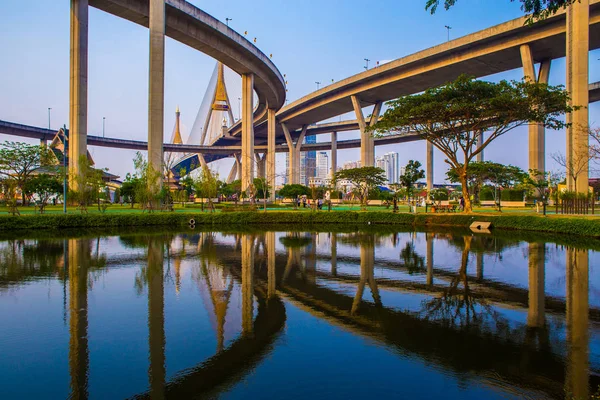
[501,189,524,201]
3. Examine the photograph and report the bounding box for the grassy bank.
[0,211,600,238]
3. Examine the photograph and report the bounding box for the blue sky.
[0,0,598,182]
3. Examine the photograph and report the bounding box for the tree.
[132,152,162,212]
[254,177,270,211]
[194,167,219,212]
[221,180,242,202]
[370,75,572,212]
[399,160,425,200]
[71,156,107,213]
[278,184,310,209]
[23,174,63,213]
[335,167,387,210]
[446,162,527,203]
[425,0,576,23]
[0,141,53,205]
[1,178,20,216]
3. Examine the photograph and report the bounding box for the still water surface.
[0,228,598,399]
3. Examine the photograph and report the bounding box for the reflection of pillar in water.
[147,238,165,400]
[305,233,317,283]
[527,243,546,328]
[266,232,276,299]
[68,239,89,400]
[352,237,380,314]
[331,233,337,276]
[174,257,182,295]
[426,233,433,286]
[242,235,254,335]
[476,252,484,282]
[565,248,589,399]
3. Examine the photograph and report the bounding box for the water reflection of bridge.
[0,231,595,399]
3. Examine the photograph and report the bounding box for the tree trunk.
[460,171,473,213]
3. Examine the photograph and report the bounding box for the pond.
[0,227,598,399]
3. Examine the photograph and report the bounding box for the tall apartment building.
[316,151,329,179]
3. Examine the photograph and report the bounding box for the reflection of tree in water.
[0,240,64,283]
[399,241,425,274]
[420,236,509,334]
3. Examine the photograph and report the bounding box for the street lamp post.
[226,18,232,26]
[315,81,321,90]
[445,25,452,42]
[48,108,52,130]
[103,117,106,138]
[364,58,370,70]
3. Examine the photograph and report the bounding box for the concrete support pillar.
[476,131,484,162]
[426,233,433,286]
[426,141,433,193]
[241,74,255,193]
[566,1,590,192]
[241,235,254,335]
[282,123,307,184]
[267,109,276,201]
[226,158,238,184]
[147,238,165,400]
[527,242,546,328]
[68,239,89,399]
[69,0,88,189]
[565,247,589,399]
[235,154,242,181]
[330,131,338,179]
[148,0,165,190]
[521,44,551,176]
[351,96,382,167]
[266,232,276,299]
[255,154,266,180]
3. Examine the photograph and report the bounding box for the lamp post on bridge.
[445,25,452,42]
[48,108,51,130]
[102,117,106,138]
[364,58,370,70]
[316,81,321,90]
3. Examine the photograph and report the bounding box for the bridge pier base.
[330,131,337,180]
[282,123,307,184]
[256,154,266,180]
[241,74,255,193]
[148,0,165,190]
[351,96,382,167]
[69,0,88,188]
[521,45,550,176]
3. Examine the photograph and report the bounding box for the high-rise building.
[377,152,400,184]
[316,151,329,179]
[341,160,361,170]
[285,134,317,185]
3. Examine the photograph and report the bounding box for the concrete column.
[266,232,276,299]
[565,247,589,399]
[330,131,337,179]
[351,97,382,167]
[527,242,546,328]
[255,154,266,179]
[241,235,254,335]
[476,131,484,162]
[147,238,165,400]
[267,109,276,201]
[241,74,255,192]
[234,154,242,181]
[226,159,238,183]
[69,0,88,189]
[148,0,165,190]
[282,123,307,184]
[566,1,590,192]
[68,239,89,399]
[426,141,433,193]
[521,44,551,176]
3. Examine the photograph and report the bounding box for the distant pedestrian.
[459,196,465,211]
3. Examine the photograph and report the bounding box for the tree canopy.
[335,166,386,208]
[400,160,425,198]
[446,161,527,201]
[369,75,572,212]
[425,0,576,23]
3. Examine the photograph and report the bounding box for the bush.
[501,189,524,201]
[479,187,495,201]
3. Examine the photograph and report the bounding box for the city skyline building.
[316,151,329,179]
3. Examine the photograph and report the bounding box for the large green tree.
[335,166,387,209]
[426,0,576,23]
[446,161,527,202]
[0,141,53,205]
[400,160,425,200]
[369,75,571,212]
[278,184,310,209]
[23,174,63,213]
